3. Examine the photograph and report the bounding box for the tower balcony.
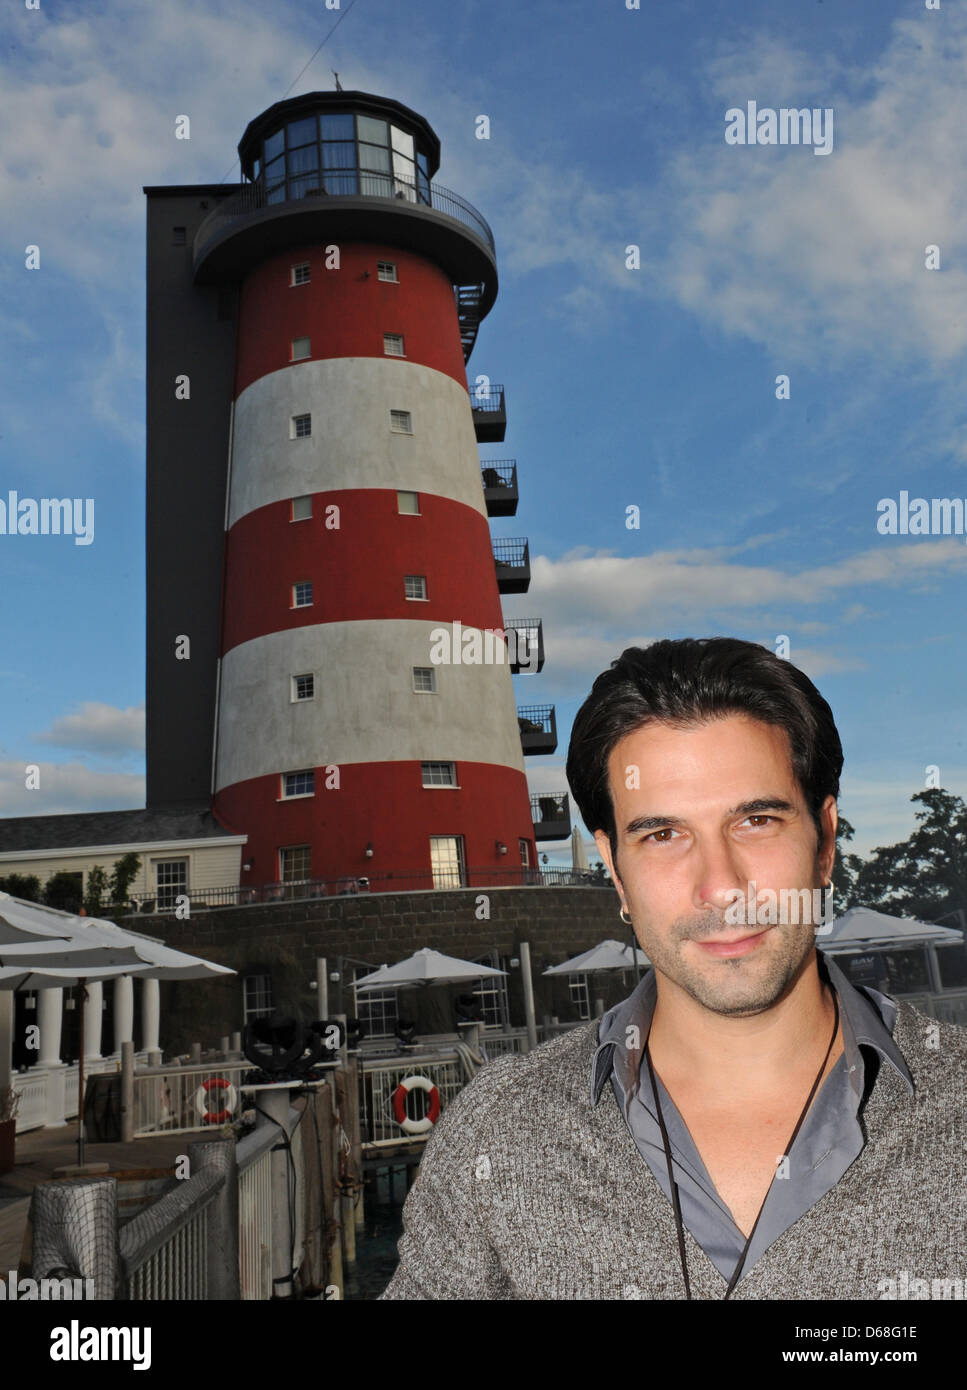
[191,172,497,360]
[530,792,571,841]
[481,460,518,516]
[471,384,506,442]
[493,537,530,594]
[502,617,544,673]
[517,705,558,756]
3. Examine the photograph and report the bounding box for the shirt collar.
[589,950,915,1108]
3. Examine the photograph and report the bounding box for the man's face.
[592,713,837,1017]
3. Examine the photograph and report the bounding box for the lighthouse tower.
[144,90,567,892]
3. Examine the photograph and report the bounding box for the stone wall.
[138,884,636,1053]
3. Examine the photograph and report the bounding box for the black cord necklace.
[643,987,840,1300]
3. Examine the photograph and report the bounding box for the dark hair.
[566,637,843,866]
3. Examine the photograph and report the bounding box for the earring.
[619,906,632,925]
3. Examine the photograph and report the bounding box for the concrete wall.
[143,885,631,1053]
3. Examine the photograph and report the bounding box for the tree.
[108,853,141,905]
[84,865,109,915]
[42,872,84,913]
[852,789,967,921]
[831,816,865,911]
[0,873,42,902]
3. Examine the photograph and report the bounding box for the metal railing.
[359,1050,471,1145]
[119,865,610,914]
[480,460,517,488]
[237,1126,274,1300]
[133,1061,248,1137]
[492,537,529,567]
[194,169,495,262]
[530,791,570,821]
[471,383,505,412]
[518,704,556,733]
[125,1202,210,1300]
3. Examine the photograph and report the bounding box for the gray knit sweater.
[380,1001,967,1299]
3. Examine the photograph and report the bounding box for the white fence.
[133,1062,248,1136]
[13,1071,47,1133]
[359,1051,470,1145]
[237,1126,274,1300]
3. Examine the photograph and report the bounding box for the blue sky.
[2,0,966,862]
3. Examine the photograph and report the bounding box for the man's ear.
[593,829,623,896]
[818,795,838,883]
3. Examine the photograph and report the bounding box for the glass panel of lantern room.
[321,112,354,140]
[264,128,284,162]
[357,114,388,146]
[417,151,430,203]
[287,115,317,148]
[322,140,355,169]
[288,145,319,176]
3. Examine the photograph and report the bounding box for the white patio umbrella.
[0,901,235,1164]
[355,947,507,992]
[544,938,650,975]
[818,905,963,953]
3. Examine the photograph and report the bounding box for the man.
[381,638,966,1299]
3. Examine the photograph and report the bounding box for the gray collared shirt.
[590,953,915,1283]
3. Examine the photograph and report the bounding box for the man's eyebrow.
[623,798,798,837]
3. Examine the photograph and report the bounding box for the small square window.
[397,490,419,514]
[377,261,398,283]
[291,496,312,521]
[291,413,312,438]
[291,337,311,361]
[421,761,456,787]
[172,227,186,245]
[390,410,412,433]
[291,263,311,286]
[282,769,315,797]
[413,667,436,693]
[292,673,315,701]
[404,574,427,600]
[293,581,313,607]
[384,333,405,357]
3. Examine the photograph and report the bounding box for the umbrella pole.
[77,985,86,1167]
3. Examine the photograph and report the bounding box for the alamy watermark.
[429,620,539,673]
[725,102,834,156]
[0,1270,95,1299]
[876,491,967,542]
[724,880,834,932]
[0,491,94,545]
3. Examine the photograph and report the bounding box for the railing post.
[519,941,539,1051]
[258,1087,295,1298]
[120,1041,135,1143]
[187,1135,240,1299]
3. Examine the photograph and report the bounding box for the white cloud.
[33,702,145,755]
[0,760,144,818]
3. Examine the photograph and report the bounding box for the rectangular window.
[377,261,398,283]
[291,673,315,701]
[244,974,273,1023]
[404,574,427,600]
[352,966,398,1040]
[293,581,313,607]
[282,769,315,798]
[172,227,186,245]
[291,262,311,286]
[291,337,311,360]
[155,859,188,911]
[429,834,466,889]
[519,837,531,868]
[390,409,412,433]
[383,333,405,357]
[280,845,311,881]
[473,951,511,1029]
[397,490,419,514]
[569,973,591,1021]
[422,761,456,788]
[291,413,312,438]
[291,496,312,522]
[413,667,436,693]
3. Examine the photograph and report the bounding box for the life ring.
[195,1077,238,1125]
[392,1075,441,1134]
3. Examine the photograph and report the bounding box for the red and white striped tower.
[194,91,547,889]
